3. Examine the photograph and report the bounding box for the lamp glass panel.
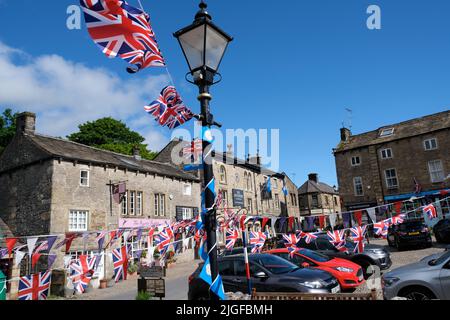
[205,25,229,71]
[178,25,205,71]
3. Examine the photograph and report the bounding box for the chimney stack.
[308,173,319,183]
[16,112,36,135]
[133,146,141,160]
[340,127,351,142]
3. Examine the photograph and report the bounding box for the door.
[440,259,450,299]
[218,259,238,293]
[249,263,271,292]
[231,259,250,293]
[316,238,341,258]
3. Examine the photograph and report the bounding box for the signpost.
[137,265,166,300]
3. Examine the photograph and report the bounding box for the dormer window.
[380,128,395,137]
[351,156,361,167]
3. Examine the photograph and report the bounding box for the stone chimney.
[340,127,351,142]
[16,112,36,135]
[308,173,319,183]
[248,150,261,166]
[132,146,141,160]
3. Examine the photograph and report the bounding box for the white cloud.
[0,41,170,150]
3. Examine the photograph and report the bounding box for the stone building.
[334,110,450,211]
[298,173,341,217]
[0,112,201,290]
[155,139,301,230]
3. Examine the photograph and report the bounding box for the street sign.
[232,189,245,208]
[139,265,164,278]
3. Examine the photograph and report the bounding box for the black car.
[188,253,341,300]
[433,218,450,243]
[295,234,392,278]
[387,219,432,250]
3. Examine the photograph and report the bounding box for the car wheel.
[395,238,403,251]
[355,260,372,280]
[387,237,392,247]
[399,287,436,301]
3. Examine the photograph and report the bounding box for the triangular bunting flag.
[6,238,18,256]
[27,237,38,257]
[14,250,26,267]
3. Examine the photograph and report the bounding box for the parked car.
[296,234,392,278]
[433,218,450,244]
[387,219,433,250]
[266,248,365,291]
[382,249,450,300]
[188,253,340,300]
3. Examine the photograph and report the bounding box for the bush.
[128,262,138,274]
[136,291,153,301]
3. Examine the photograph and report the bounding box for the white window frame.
[385,168,399,189]
[69,210,88,232]
[424,138,438,151]
[136,192,143,216]
[351,156,361,167]
[154,194,166,217]
[380,128,395,137]
[121,191,128,216]
[80,170,90,187]
[182,208,193,220]
[381,148,393,159]
[129,191,136,216]
[219,166,227,184]
[183,184,192,196]
[428,160,445,183]
[353,177,364,196]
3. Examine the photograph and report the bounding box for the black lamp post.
[174,1,233,300]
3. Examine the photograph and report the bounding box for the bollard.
[0,270,6,300]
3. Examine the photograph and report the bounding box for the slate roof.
[5,134,199,182]
[335,110,450,152]
[298,180,337,195]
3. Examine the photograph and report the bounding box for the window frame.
[219,165,227,184]
[428,160,445,183]
[183,183,192,196]
[384,168,399,189]
[129,191,136,216]
[380,128,395,137]
[351,156,361,167]
[121,191,128,216]
[380,148,393,160]
[69,210,88,232]
[424,138,438,151]
[353,177,364,196]
[80,170,90,187]
[136,191,143,216]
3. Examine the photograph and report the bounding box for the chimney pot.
[308,173,319,183]
[133,146,141,160]
[340,127,351,142]
[16,112,36,135]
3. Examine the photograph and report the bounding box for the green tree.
[68,117,158,160]
[0,108,18,154]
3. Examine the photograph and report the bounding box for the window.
[136,192,143,216]
[129,191,135,216]
[290,193,298,206]
[219,190,228,204]
[354,177,364,196]
[80,170,89,187]
[324,196,329,207]
[385,169,399,189]
[219,166,227,184]
[273,179,278,189]
[247,199,253,213]
[121,192,128,215]
[183,184,192,196]
[334,197,338,206]
[218,260,234,276]
[381,148,393,159]
[274,194,280,209]
[154,194,165,216]
[182,208,193,220]
[69,210,88,231]
[351,156,361,167]
[380,128,395,137]
[428,160,445,183]
[311,194,319,207]
[424,138,438,151]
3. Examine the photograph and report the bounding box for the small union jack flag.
[80,0,165,73]
[299,231,318,244]
[226,229,239,250]
[350,226,367,253]
[287,246,299,259]
[112,246,128,282]
[373,221,389,238]
[282,233,300,248]
[423,204,438,220]
[183,139,203,162]
[18,271,52,300]
[389,214,406,226]
[249,232,267,253]
[327,230,347,251]
[69,255,96,293]
[145,86,194,130]
[154,227,174,257]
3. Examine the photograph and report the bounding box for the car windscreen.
[300,249,331,262]
[251,255,299,275]
[432,250,450,265]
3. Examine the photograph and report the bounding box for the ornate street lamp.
[174,1,233,300]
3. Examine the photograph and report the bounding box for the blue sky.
[0,0,449,187]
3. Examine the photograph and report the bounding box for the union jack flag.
[154,227,174,257]
[112,246,128,282]
[145,86,194,129]
[282,233,300,248]
[350,226,367,253]
[389,214,406,226]
[18,271,52,300]
[299,231,318,244]
[249,232,267,253]
[80,0,165,73]
[69,255,96,293]
[183,139,203,162]
[424,204,438,220]
[373,221,389,238]
[327,230,347,251]
[287,246,299,258]
[225,229,239,250]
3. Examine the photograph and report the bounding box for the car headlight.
[382,277,400,287]
[333,266,354,273]
[299,280,325,289]
[368,249,385,255]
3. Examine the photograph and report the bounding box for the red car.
[266,248,365,290]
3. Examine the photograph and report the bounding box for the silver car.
[382,249,450,300]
